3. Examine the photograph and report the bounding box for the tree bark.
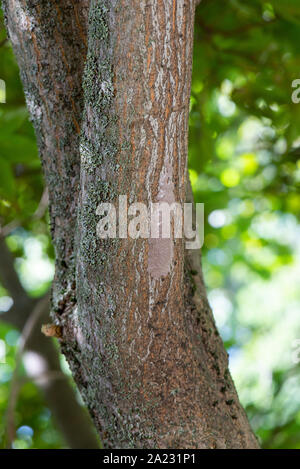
[3,0,259,449]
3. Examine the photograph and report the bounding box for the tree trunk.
[3,0,259,449]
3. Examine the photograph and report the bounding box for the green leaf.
[0,107,28,134]
[0,134,37,163]
[268,0,300,24]
[0,158,15,197]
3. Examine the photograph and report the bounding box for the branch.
[6,295,50,447]
[0,237,100,448]
[0,237,27,302]
[0,187,48,238]
[32,187,48,220]
[0,237,34,328]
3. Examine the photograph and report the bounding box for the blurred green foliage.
[190,0,300,449]
[0,0,300,449]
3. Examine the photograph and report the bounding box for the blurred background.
[1,0,300,449]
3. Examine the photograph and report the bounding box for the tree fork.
[3,0,259,449]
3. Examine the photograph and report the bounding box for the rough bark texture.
[3,0,259,449]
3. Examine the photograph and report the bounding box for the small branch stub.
[41,324,62,339]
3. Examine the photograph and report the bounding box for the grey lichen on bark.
[3,0,259,449]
